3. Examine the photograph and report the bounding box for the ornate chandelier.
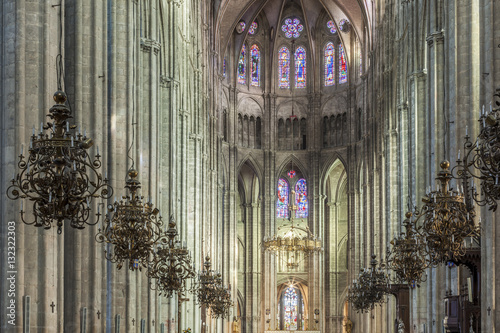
[263,189,322,267]
[209,284,233,319]
[347,254,389,313]
[6,91,112,234]
[386,211,429,287]
[95,169,163,271]
[147,216,195,297]
[420,161,480,264]
[195,256,233,318]
[455,95,500,211]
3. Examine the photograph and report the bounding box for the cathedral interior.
[0,0,499,332]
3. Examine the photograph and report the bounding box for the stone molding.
[140,38,161,55]
[426,30,445,46]
[160,75,180,89]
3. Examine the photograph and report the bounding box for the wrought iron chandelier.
[420,161,480,264]
[147,216,195,297]
[454,94,500,211]
[347,254,389,313]
[6,91,112,234]
[209,284,233,319]
[386,211,429,287]
[195,256,233,319]
[95,169,163,271]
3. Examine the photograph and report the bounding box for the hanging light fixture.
[347,254,389,313]
[195,256,233,318]
[420,161,480,265]
[95,169,163,271]
[455,94,500,211]
[386,211,429,287]
[6,91,112,234]
[147,216,196,297]
[209,284,233,319]
[263,186,323,268]
[262,43,322,266]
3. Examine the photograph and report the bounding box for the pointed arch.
[320,154,348,193]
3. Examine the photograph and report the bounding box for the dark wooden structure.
[443,248,481,333]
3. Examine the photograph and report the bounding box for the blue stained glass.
[339,19,350,33]
[295,46,306,88]
[238,21,246,32]
[223,58,226,77]
[277,178,289,218]
[281,18,304,39]
[250,44,260,86]
[238,45,246,85]
[278,47,290,89]
[339,43,347,84]
[327,20,337,34]
[284,287,298,330]
[324,42,335,86]
[295,178,308,218]
[249,22,258,35]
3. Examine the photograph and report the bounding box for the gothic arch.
[237,97,264,114]
[276,155,309,181]
[276,99,307,118]
[237,154,264,182]
[320,154,348,188]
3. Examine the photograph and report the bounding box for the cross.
[50,302,55,313]
[97,310,101,319]
[132,318,135,326]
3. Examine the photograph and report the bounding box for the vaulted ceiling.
[214,0,372,64]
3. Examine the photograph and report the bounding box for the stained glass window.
[223,58,226,77]
[339,19,350,33]
[250,44,260,86]
[237,21,246,33]
[287,170,296,178]
[339,43,347,84]
[277,178,289,218]
[295,178,308,218]
[238,45,246,85]
[278,47,290,89]
[281,18,304,39]
[327,20,337,34]
[249,21,258,35]
[324,42,335,86]
[295,46,306,88]
[284,287,298,330]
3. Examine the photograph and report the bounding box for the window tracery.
[326,20,337,34]
[248,21,258,35]
[281,18,304,39]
